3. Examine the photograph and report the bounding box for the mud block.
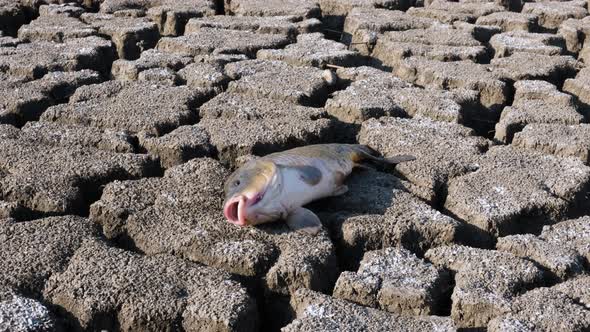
[444,145,590,236]
[426,245,545,329]
[333,248,451,315]
[284,289,456,331]
[43,240,258,332]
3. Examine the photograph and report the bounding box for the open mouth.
[223,195,247,226]
[225,201,239,221]
[223,190,266,226]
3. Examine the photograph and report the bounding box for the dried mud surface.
[1,1,590,331]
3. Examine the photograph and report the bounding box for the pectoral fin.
[285,207,322,235]
[333,185,348,196]
[280,165,323,186]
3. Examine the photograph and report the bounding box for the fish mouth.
[224,195,248,226]
[223,190,267,226]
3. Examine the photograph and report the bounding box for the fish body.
[223,144,414,234]
[264,145,358,207]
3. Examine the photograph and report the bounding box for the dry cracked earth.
[1,0,590,331]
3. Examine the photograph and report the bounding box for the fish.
[222,144,415,235]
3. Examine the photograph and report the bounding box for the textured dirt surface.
[332,247,450,315]
[1,1,590,331]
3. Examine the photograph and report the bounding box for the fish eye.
[233,180,240,187]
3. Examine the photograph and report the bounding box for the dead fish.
[223,144,415,235]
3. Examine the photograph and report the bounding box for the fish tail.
[351,145,416,166]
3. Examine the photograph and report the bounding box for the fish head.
[223,159,284,226]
